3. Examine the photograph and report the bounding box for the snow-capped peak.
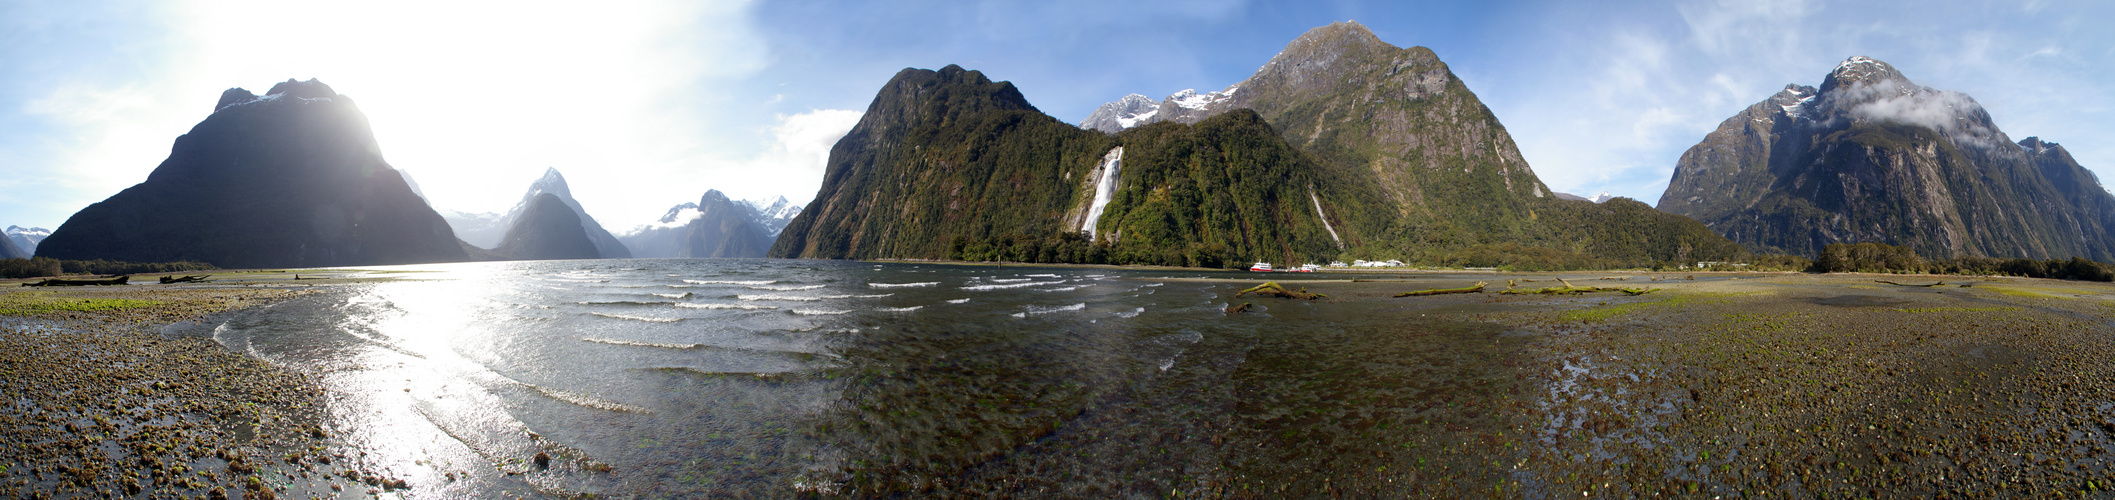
[1589,192,1616,204]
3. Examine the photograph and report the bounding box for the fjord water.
[209,259,1526,496]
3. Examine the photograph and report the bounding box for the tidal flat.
[1,267,2113,498]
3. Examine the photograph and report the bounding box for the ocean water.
[208,259,1524,497]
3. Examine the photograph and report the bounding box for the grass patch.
[1982,286,2069,300]
[0,292,163,316]
[1894,307,2019,313]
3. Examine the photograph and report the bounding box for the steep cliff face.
[1071,21,1734,265]
[495,193,600,261]
[769,65,1116,260]
[1085,22,1553,222]
[37,79,468,268]
[1657,57,2115,260]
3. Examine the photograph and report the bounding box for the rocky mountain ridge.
[1656,56,2115,260]
[5,226,48,256]
[35,79,468,268]
[619,190,778,258]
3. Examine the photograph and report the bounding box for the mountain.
[439,209,508,248]
[1553,192,1615,203]
[6,226,49,256]
[494,193,600,261]
[744,196,804,236]
[0,232,26,259]
[619,190,774,258]
[768,62,1558,267]
[1079,89,1237,134]
[772,23,1735,267]
[453,168,631,259]
[1656,56,2115,260]
[35,79,467,268]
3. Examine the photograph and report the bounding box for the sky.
[2,0,2111,234]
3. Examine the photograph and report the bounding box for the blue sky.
[2,0,2110,233]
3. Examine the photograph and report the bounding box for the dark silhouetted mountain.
[36,79,467,268]
[1657,57,2115,260]
[6,226,48,256]
[450,168,629,258]
[495,193,599,261]
[620,190,773,258]
[775,24,1738,268]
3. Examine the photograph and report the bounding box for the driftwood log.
[1395,281,1487,297]
[1235,282,1327,300]
[159,275,211,284]
[22,276,130,287]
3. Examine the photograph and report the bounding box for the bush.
[0,258,216,279]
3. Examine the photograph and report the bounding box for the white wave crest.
[749,284,827,291]
[1011,303,1087,318]
[653,292,693,299]
[591,312,683,323]
[962,281,1065,291]
[868,281,939,288]
[790,308,853,316]
[945,298,971,304]
[877,306,924,312]
[582,337,700,350]
[683,279,776,285]
[676,303,778,310]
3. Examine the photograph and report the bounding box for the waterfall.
[1310,188,1342,248]
[1080,147,1125,238]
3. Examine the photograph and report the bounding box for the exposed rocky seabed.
[3,270,2113,498]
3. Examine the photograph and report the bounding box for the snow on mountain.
[742,196,804,236]
[1552,192,1616,203]
[1079,87,1240,134]
[6,225,51,255]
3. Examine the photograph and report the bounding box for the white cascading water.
[1310,188,1342,248]
[1080,147,1125,238]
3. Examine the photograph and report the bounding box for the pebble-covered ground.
[7,270,2115,498]
[1269,272,2115,498]
[0,285,414,499]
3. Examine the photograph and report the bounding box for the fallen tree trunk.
[23,276,130,287]
[1235,282,1327,300]
[1395,281,1487,297]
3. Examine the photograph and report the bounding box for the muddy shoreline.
[0,285,414,499]
[6,270,2115,497]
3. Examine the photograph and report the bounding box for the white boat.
[1249,262,1273,272]
[1295,263,1321,272]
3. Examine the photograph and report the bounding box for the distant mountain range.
[1658,56,2115,260]
[620,192,798,258]
[36,79,467,268]
[438,168,631,259]
[5,226,47,257]
[776,22,1739,268]
[19,33,2110,270]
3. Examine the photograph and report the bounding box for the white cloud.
[724,109,864,205]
